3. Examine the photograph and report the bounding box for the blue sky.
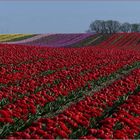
[0,1,140,33]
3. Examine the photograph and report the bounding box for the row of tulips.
[98,33,140,50]
[0,44,54,65]
[0,34,25,42]
[1,45,115,84]
[0,34,34,42]
[1,45,139,108]
[4,34,48,44]
[5,68,140,139]
[1,47,138,95]
[1,44,140,84]
[111,33,138,49]
[1,52,138,125]
[0,44,140,138]
[85,90,140,139]
[18,33,94,47]
[1,46,127,103]
[1,44,140,66]
[1,47,140,112]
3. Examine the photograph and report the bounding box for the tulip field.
[0,33,140,139]
[0,34,36,42]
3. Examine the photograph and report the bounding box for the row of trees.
[87,20,140,34]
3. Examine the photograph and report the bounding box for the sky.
[0,1,140,34]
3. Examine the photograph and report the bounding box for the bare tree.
[88,20,140,33]
[105,20,121,34]
[131,24,140,32]
[88,20,120,34]
[120,22,131,32]
[89,20,103,33]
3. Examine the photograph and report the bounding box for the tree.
[88,20,121,34]
[105,20,121,34]
[120,23,131,32]
[89,20,103,33]
[88,20,140,33]
[131,24,140,32]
